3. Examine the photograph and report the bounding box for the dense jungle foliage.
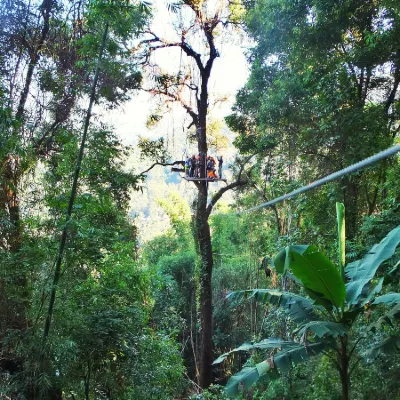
[0,0,399,399]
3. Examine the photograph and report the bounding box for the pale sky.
[107,0,250,150]
[104,1,251,241]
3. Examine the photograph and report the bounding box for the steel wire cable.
[220,145,400,216]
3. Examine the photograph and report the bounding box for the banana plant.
[214,205,400,400]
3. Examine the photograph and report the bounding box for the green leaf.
[368,304,400,331]
[305,288,334,310]
[227,289,319,323]
[361,277,384,306]
[274,247,288,274]
[341,307,364,326]
[274,245,345,309]
[286,301,319,324]
[345,226,400,305]
[285,271,302,285]
[273,342,326,373]
[224,342,325,397]
[227,289,313,308]
[388,260,400,276]
[213,342,255,365]
[364,336,400,358]
[225,360,275,397]
[372,293,400,306]
[274,245,317,275]
[213,338,296,365]
[297,321,348,339]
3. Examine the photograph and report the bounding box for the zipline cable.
[228,144,400,216]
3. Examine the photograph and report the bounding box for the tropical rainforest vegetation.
[0,0,399,399]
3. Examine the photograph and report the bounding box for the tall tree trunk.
[1,155,21,253]
[1,0,53,253]
[190,285,199,382]
[42,22,109,345]
[196,202,213,388]
[144,11,221,389]
[338,337,350,400]
[0,3,55,374]
[196,85,214,386]
[36,22,109,400]
[15,0,53,120]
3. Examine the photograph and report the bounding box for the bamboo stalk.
[42,23,109,344]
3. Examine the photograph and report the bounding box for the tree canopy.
[0,0,399,399]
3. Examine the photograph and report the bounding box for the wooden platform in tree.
[183,177,227,183]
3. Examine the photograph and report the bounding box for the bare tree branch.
[206,153,257,217]
[136,31,205,74]
[385,54,400,115]
[138,160,184,175]
[206,178,248,217]
[203,17,220,76]
[34,120,60,149]
[142,87,199,125]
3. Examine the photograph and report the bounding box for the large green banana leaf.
[372,293,400,306]
[296,321,348,339]
[286,301,319,323]
[274,245,318,274]
[361,277,384,306]
[305,287,335,310]
[227,289,319,323]
[224,360,278,397]
[368,304,400,331]
[227,289,312,306]
[213,338,298,365]
[274,245,345,309]
[388,260,400,276]
[273,341,326,372]
[224,341,326,397]
[346,226,400,305]
[364,335,400,358]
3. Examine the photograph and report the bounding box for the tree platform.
[183,177,227,183]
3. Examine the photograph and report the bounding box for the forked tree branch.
[136,31,205,74]
[206,153,257,217]
[142,87,199,126]
[139,160,184,175]
[206,178,248,217]
[203,15,220,76]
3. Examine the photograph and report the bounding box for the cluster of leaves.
[0,123,186,398]
[0,0,190,397]
[138,137,171,164]
[228,0,400,239]
[213,2,400,394]
[215,219,400,398]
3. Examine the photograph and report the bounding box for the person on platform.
[207,157,217,179]
[217,155,223,178]
[189,154,196,177]
[184,156,191,176]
